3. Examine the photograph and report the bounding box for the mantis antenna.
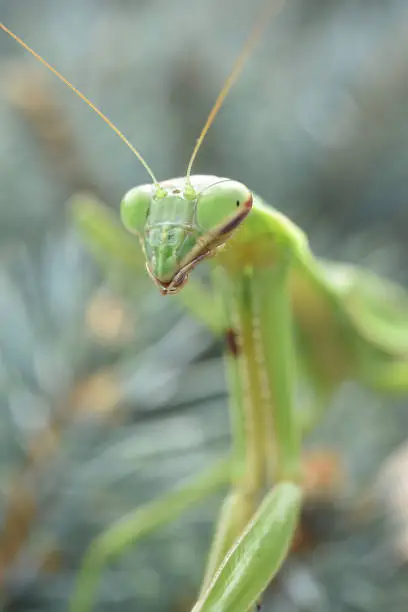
[184,0,288,195]
[0,22,165,195]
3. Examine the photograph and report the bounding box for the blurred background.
[1,0,408,610]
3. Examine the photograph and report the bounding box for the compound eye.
[196,180,252,233]
[121,185,152,235]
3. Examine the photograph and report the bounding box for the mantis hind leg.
[69,459,232,612]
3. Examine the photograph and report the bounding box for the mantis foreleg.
[198,253,302,607]
[193,482,302,612]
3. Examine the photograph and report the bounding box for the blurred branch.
[5,62,110,203]
[0,368,121,582]
[309,10,408,229]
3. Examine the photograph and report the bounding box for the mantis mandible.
[2,4,408,611]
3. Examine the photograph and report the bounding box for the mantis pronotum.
[2,4,408,612]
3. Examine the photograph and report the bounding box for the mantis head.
[121,178,252,294]
[1,3,270,296]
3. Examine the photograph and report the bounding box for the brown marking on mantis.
[225,328,240,357]
[218,195,253,236]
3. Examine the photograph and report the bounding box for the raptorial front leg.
[193,482,301,612]
[197,256,303,610]
[199,267,272,595]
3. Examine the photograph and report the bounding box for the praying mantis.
[2,4,408,612]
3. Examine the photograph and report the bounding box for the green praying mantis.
[2,4,408,611]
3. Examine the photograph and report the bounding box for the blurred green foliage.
[1,0,408,610]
